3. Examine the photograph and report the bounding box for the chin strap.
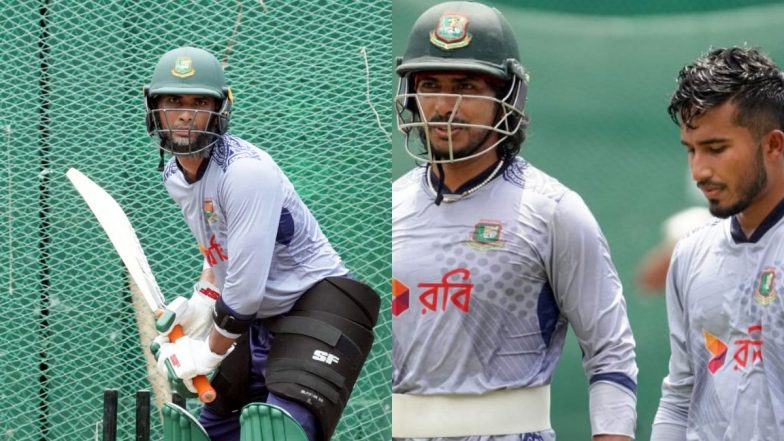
[157,149,166,172]
[434,162,445,206]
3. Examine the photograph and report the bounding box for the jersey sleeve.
[218,157,284,317]
[548,190,638,436]
[651,243,691,440]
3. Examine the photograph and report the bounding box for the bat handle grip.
[168,324,217,403]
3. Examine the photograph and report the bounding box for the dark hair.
[493,78,529,162]
[669,47,784,139]
[497,112,529,162]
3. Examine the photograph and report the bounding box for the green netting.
[393,1,784,440]
[2,1,390,440]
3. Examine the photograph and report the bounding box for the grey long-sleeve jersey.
[163,134,347,319]
[652,200,784,441]
[392,158,638,440]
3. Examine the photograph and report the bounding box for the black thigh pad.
[265,277,380,441]
[204,331,252,416]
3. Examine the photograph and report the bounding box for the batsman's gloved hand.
[170,378,199,399]
[155,335,233,394]
[155,280,221,341]
[149,345,205,400]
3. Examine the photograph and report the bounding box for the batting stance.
[143,46,380,441]
[392,2,637,440]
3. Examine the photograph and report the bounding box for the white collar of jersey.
[426,159,505,203]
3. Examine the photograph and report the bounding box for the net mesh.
[1,1,390,440]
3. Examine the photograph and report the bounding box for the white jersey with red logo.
[163,134,347,318]
[652,201,784,441]
[392,157,637,440]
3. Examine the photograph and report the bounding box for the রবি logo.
[199,234,228,266]
[392,278,410,316]
[753,267,777,306]
[429,13,472,50]
[417,268,473,315]
[393,270,474,317]
[703,330,727,374]
[703,325,763,374]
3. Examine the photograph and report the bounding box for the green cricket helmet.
[144,46,233,156]
[395,1,528,163]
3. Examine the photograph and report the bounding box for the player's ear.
[764,129,784,159]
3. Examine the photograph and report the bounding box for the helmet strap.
[434,162,446,206]
[427,157,505,205]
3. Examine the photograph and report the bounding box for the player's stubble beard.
[418,114,495,162]
[701,142,767,218]
[162,133,215,158]
[157,109,217,158]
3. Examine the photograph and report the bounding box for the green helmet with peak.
[144,46,233,157]
[395,1,529,164]
[397,1,525,81]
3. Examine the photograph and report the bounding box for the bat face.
[65,168,165,313]
[66,167,217,403]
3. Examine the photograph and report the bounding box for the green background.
[1,1,390,439]
[393,1,784,439]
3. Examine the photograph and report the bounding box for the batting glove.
[149,342,203,400]
[155,280,221,341]
[156,335,232,394]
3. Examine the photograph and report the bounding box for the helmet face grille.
[394,79,525,164]
[144,47,233,155]
[146,106,230,156]
[395,2,529,164]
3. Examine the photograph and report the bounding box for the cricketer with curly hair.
[652,47,784,440]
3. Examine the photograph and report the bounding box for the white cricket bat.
[65,167,216,403]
